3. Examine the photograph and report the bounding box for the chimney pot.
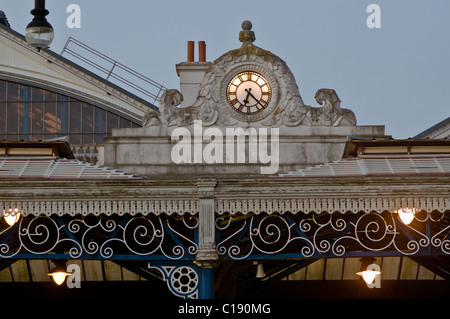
[198,41,206,62]
[187,41,194,62]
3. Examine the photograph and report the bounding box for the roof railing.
[61,37,166,104]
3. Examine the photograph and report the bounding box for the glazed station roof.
[0,141,138,180]
[280,139,450,177]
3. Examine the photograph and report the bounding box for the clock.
[226,71,272,115]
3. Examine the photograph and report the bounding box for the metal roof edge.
[0,23,158,112]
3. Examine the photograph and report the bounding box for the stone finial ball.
[241,20,252,31]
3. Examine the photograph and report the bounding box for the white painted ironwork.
[216,210,450,260]
[0,214,199,261]
[0,199,199,217]
[215,197,450,215]
[149,265,199,299]
[1,197,447,218]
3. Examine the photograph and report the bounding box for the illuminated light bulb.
[357,262,381,288]
[49,271,70,285]
[48,260,70,285]
[4,208,21,226]
[397,208,416,225]
[357,269,381,285]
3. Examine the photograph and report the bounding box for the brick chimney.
[176,41,211,108]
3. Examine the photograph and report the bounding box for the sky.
[2,0,450,139]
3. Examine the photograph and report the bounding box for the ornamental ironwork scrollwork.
[216,213,315,260]
[216,210,450,260]
[0,214,198,260]
[149,265,199,299]
[0,215,82,258]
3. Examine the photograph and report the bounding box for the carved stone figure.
[303,88,357,126]
[142,89,187,127]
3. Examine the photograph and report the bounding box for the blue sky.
[3,0,450,138]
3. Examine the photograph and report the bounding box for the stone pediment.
[107,21,387,176]
[143,21,356,129]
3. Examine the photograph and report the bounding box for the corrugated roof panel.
[361,158,392,175]
[387,158,419,173]
[0,158,138,179]
[50,160,87,178]
[279,156,450,177]
[435,157,450,172]
[22,160,54,177]
[330,159,361,176]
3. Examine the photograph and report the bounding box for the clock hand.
[243,88,252,105]
[247,90,265,108]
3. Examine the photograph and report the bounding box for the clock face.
[226,71,272,115]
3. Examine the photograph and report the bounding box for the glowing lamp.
[48,260,70,285]
[357,258,381,288]
[4,208,21,226]
[357,269,381,285]
[397,208,416,225]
